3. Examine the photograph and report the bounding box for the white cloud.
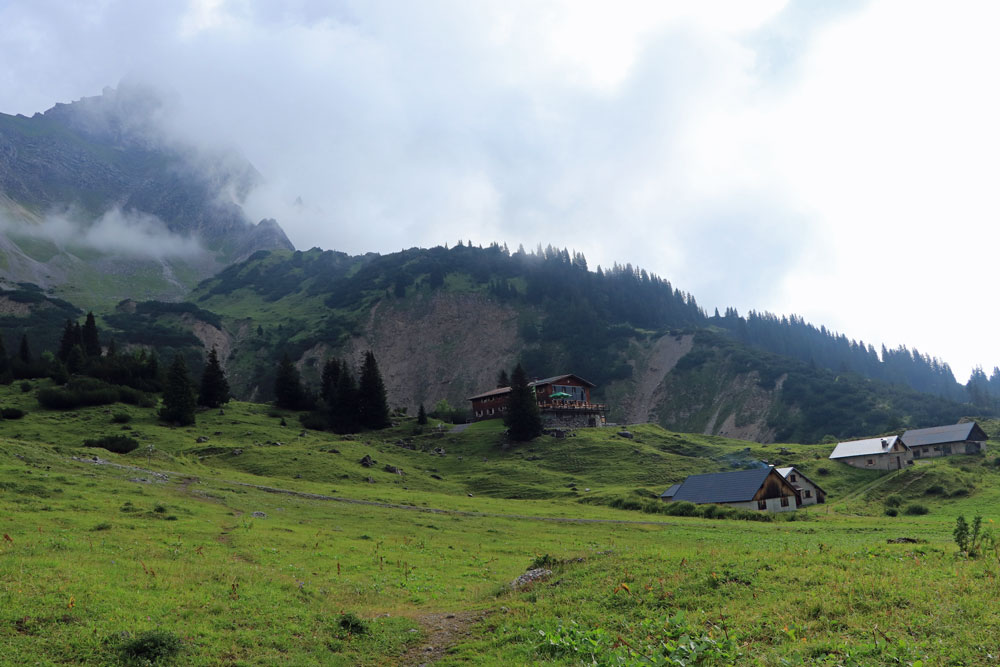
[3,0,1000,378]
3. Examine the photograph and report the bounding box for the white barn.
[829,435,912,471]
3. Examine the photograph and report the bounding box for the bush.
[884,494,903,508]
[111,412,132,424]
[37,378,154,410]
[924,484,946,496]
[299,411,329,431]
[83,435,140,454]
[119,629,182,664]
[19,381,31,393]
[903,503,930,516]
[816,467,831,476]
[337,612,369,636]
[1,408,26,419]
[885,507,899,517]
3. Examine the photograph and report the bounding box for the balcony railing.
[536,401,607,412]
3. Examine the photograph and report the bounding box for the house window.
[790,474,797,482]
[757,500,767,510]
[867,459,875,465]
[913,449,921,457]
[780,497,789,507]
[804,490,812,498]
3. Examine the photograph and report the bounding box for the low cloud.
[3,207,206,260]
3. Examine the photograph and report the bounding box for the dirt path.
[232,481,692,527]
[626,334,693,424]
[397,611,488,666]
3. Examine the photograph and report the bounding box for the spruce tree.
[320,358,341,405]
[198,347,230,408]
[82,312,102,357]
[329,361,359,433]
[417,403,428,425]
[274,353,307,410]
[58,320,76,362]
[358,350,390,429]
[497,369,510,387]
[505,364,542,441]
[160,354,196,426]
[0,335,10,383]
[17,334,31,364]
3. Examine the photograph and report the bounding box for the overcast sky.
[2,0,999,381]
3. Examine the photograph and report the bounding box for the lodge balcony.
[537,400,607,413]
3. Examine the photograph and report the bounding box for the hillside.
[0,84,293,308]
[2,383,999,665]
[182,245,976,443]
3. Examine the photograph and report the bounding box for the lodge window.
[790,474,797,482]
[780,497,789,507]
[913,449,921,457]
[867,459,875,465]
[757,500,767,510]
[804,490,812,498]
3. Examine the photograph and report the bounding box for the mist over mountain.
[0,84,293,306]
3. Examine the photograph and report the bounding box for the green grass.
[2,382,1000,664]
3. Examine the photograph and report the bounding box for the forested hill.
[197,243,974,402]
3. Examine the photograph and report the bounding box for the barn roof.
[660,483,681,498]
[670,468,774,504]
[775,466,826,495]
[902,422,988,447]
[829,435,904,460]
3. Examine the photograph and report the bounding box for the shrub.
[1,408,25,419]
[816,467,831,476]
[337,612,369,636]
[884,494,903,508]
[664,501,698,517]
[903,503,930,516]
[924,484,946,496]
[19,381,31,393]
[299,411,329,431]
[111,412,132,424]
[83,435,140,454]
[119,629,183,663]
[884,507,899,517]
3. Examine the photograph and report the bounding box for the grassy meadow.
[2,381,1000,665]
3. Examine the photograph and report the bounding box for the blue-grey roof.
[671,468,773,504]
[902,422,987,447]
[829,435,903,459]
[660,483,681,498]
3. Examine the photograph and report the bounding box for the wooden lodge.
[775,466,826,506]
[467,373,608,428]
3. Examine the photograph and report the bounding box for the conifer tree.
[358,350,390,429]
[0,335,10,383]
[160,354,196,426]
[82,312,101,357]
[320,358,341,405]
[497,369,510,387]
[198,347,230,408]
[505,363,542,441]
[17,334,31,364]
[58,320,76,362]
[329,361,359,433]
[274,353,307,410]
[417,403,428,425]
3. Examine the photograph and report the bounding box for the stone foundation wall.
[541,411,603,428]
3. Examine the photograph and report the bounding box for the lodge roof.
[902,421,988,447]
[468,373,597,401]
[530,374,597,388]
[669,468,775,504]
[467,386,512,401]
[829,435,905,459]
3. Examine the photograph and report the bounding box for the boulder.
[360,454,376,467]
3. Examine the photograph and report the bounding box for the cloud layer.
[3,0,1000,379]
